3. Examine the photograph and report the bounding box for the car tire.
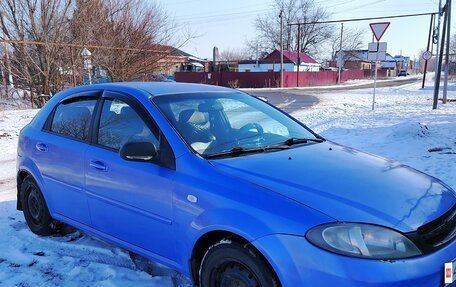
[199,239,280,287]
[21,176,54,236]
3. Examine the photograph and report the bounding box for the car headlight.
[306,223,422,259]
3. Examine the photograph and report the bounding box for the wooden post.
[296,24,301,87]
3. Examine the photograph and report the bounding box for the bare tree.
[0,0,73,100]
[329,27,365,61]
[218,48,250,62]
[70,0,194,82]
[249,0,333,58]
[0,0,196,100]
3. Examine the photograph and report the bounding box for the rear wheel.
[21,176,54,236]
[199,240,280,287]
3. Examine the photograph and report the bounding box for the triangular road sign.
[370,22,390,41]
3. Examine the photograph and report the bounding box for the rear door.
[85,91,177,259]
[35,92,101,226]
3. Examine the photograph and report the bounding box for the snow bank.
[292,81,456,189]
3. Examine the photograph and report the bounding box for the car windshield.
[153,92,319,157]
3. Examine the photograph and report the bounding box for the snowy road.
[0,80,455,286]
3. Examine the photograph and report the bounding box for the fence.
[175,70,367,88]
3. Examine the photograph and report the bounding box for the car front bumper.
[253,233,456,287]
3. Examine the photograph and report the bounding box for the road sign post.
[369,22,390,110]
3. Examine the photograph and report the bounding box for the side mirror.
[119,141,158,162]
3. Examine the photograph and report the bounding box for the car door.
[85,91,177,259]
[35,92,101,226]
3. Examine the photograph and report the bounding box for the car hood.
[209,142,456,233]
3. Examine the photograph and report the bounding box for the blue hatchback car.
[17,82,456,287]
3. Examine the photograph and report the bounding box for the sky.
[155,0,451,61]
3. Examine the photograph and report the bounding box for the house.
[378,54,397,76]
[330,50,373,70]
[330,50,372,70]
[238,50,320,72]
[158,47,208,75]
[393,55,416,73]
[331,49,411,76]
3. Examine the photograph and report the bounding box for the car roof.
[61,82,238,98]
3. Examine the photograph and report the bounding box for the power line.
[288,11,439,26]
[333,0,387,14]
[174,2,274,20]
[179,8,270,22]
[0,39,168,53]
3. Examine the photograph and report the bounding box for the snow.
[291,80,456,190]
[241,74,421,92]
[0,79,455,285]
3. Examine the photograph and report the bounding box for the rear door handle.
[35,143,48,152]
[89,160,107,171]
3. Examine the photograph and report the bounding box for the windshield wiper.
[204,145,290,159]
[282,137,325,146]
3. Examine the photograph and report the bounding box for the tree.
[218,48,250,62]
[249,0,333,58]
[0,0,195,100]
[69,0,191,82]
[329,26,365,62]
[0,0,73,98]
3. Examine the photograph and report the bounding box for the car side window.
[98,98,159,150]
[50,98,97,141]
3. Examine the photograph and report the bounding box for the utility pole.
[279,9,284,88]
[422,14,434,88]
[443,0,451,103]
[433,0,448,109]
[296,24,301,87]
[434,0,443,82]
[256,42,259,69]
[337,23,344,84]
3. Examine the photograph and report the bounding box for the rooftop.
[239,49,319,65]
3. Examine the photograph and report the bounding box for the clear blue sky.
[156,0,451,61]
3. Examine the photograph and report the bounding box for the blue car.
[17,82,456,287]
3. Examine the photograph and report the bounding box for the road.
[247,77,420,113]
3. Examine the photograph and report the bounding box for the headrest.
[179,109,207,125]
[120,106,136,119]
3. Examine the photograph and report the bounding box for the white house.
[238,50,320,72]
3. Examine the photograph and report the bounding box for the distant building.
[238,50,320,72]
[330,49,412,76]
[158,47,208,75]
[330,50,372,70]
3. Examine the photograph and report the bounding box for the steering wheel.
[239,123,264,136]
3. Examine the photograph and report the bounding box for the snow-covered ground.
[292,81,456,190]
[0,80,455,286]
[242,74,421,91]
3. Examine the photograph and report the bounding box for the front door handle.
[89,160,107,171]
[35,143,48,152]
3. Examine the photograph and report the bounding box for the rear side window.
[50,98,97,141]
[98,98,159,150]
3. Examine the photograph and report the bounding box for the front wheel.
[199,240,280,287]
[21,176,54,236]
